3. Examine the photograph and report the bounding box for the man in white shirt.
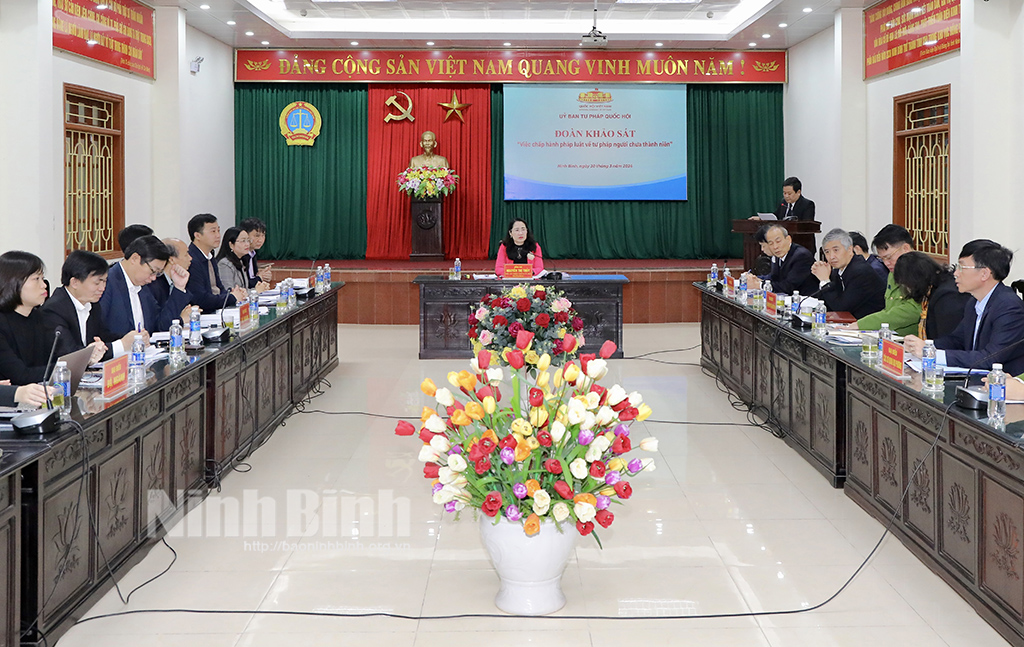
[99,235,190,339]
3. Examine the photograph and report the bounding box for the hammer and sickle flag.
[384,91,414,123]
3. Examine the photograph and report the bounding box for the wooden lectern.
[410,196,444,260]
[731,219,822,272]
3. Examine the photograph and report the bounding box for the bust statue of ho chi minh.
[409,130,449,169]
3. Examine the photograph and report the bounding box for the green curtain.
[234,83,368,260]
[489,84,783,259]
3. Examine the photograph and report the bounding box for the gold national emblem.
[243,59,270,71]
[753,61,780,73]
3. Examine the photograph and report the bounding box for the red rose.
[537,430,552,447]
[493,315,508,327]
[576,520,595,536]
[589,461,606,478]
[475,459,492,475]
[480,437,497,454]
[544,459,563,474]
[423,463,440,479]
[535,313,551,329]
[394,420,416,436]
[579,353,595,377]
[612,434,632,454]
[508,321,523,336]
[614,481,632,499]
[480,295,492,306]
[555,311,569,324]
[553,480,574,500]
[595,510,614,528]
[468,315,478,326]
[572,316,584,331]
[516,298,531,312]
[508,350,525,369]
[468,328,479,339]
[529,388,544,407]
[599,340,617,359]
[534,288,546,300]
[482,491,503,517]
[500,434,518,450]
[552,344,564,356]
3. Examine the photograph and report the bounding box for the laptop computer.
[58,344,96,395]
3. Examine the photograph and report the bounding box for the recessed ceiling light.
[748,42,757,47]
[200,4,210,9]
[802,7,812,12]
[503,42,511,46]
[226,20,236,25]
[261,40,269,45]
[245,31,254,36]
[350,41,359,45]
[762,33,770,38]
[426,41,434,46]
[655,42,663,47]
[779,22,788,28]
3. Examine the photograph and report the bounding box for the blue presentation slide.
[503,84,687,201]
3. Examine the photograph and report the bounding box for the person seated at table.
[117,224,154,255]
[851,231,889,282]
[904,239,1024,375]
[239,218,273,288]
[495,219,544,277]
[750,224,774,277]
[144,238,196,332]
[811,228,886,319]
[891,252,968,340]
[41,250,134,363]
[745,224,819,297]
[216,227,270,293]
[100,235,187,340]
[850,225,920,334]
[0,251,54,385]
[186,213,248,311]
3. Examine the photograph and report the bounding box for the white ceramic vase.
[478,514,577,615]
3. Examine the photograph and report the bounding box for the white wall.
[183,25,236,230]
[784,25,840,232]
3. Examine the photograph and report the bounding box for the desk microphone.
[953,333,1024,411]
[12,330,62,434]
[42,330,62,410]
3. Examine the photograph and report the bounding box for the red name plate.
[236,49,787,84]
[725,275,735,296]
[864,0,960,79]
[239,301,250,325]
[504,264,533,279]
[881,339,905,377]
[766,292,778,316]
[102,355,129,398]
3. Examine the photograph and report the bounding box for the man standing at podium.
[409,131,449,169]
[774,177,815,221]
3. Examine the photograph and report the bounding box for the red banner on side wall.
[864,0,959,79]
[53,0,155,78]
[236,49,786,84]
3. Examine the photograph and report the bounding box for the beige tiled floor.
[57,324,1012,647]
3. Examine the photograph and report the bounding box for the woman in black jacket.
[0,251,53,385]
[893,252,969,340]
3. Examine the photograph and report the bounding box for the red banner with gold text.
[864,0,959,80]
[53,0,155,78]
[236,49,786,84]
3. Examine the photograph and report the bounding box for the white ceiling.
[158,0,876,51]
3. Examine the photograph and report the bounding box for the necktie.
[208,258,221,295]
[786,203,793,219]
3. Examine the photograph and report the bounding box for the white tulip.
[435,387,455,407]
[585,444,604,463]
[580,411,597,431]
[550,420,567,443]
[486,367,504,384]
[639,437,659,452]
[447,454,468,472]
[641,457,656,472]
[433,485,463,505]
[430,435,451,453]
[627,391,643,406]
[595,406,615,426]
[552,502,570,522]
[570,458,589,480]
[418,445,441,463]
[586,358,608,380]
[574,501,596,523]
[532,489,551,515]
[592,436,611,454]
[584,391,601,410]
[606,384,627,406]
[438,466,456,484]
[424,414,446,433]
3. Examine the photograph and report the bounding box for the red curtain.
[366,85,492,260]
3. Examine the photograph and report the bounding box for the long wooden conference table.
[698,282,1024,645]
[0,285,341,647]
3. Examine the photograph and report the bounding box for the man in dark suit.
[746,224,819,296]
[41,250,138,361]
[774,176,815,221]
[851,231,889,282]
[186,213,247,312]
[811,228,886,319]
[240,218,273,289]
[905,240,1024,374]
[145,237,196,331]
[99,235,190,339]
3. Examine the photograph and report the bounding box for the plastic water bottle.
[988,363,1007,423]
[169,319,186,363]
[287,278,297,308]
[763,279,772,295]
[710,263,719,285]
[723,268,733,297]
[315,266,324,294]
[878,323,892,355]
[275,282,287,310]
[249,289,259,325]
[922,340,940,390]
[189,306,202,346]
[813,302,827,337]
[323,264,331,290]
[454,257,462,281]
[752,286,765,311]
[51,360,71,418]
[737,273,748,304]
[129,334,146,385]
[790,291,800,319]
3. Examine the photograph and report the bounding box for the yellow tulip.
[537,353,551,372]
[447,371,460,388]
[482,396,496,414]
[599,486,616,497]
[637,403,653,421]
[524,350,540,365]
[482,428,499,444]
[563,364,580,383]
[537,370,550,389]
[552,368,563,388]
[464,401,485,420]
[457,370,478,392]
[608,457,626,471]
[525,436,540,450]
[510,417,534,436]
[420,378,437,397]
[420,406,436,423]
[450,409,471,426]
[529,407,549,428]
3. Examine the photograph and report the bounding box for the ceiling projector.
[581,28,607,47]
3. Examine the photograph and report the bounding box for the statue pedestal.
[410,196,444,260]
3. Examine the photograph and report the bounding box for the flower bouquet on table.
[469,283,585,368]
[396,166,459,199]
[394,337,658,546]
